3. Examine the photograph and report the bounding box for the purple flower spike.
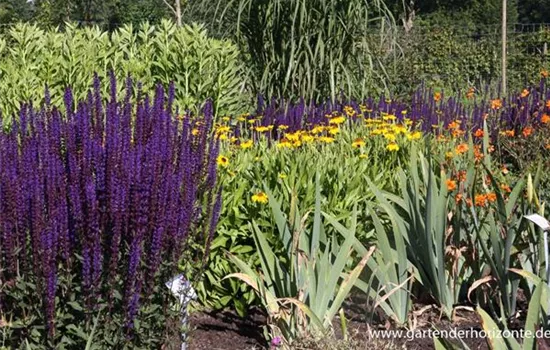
[0,75,222,340]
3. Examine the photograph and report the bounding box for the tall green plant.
[0,20,247,120]
[225,176,374,347]
[218,0,397,101]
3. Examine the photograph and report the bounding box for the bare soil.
[187,299,544,350]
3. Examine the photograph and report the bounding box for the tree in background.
[0,0,33,24]
[1,0,168,28]
[387,0,519,31]
[517,0,550,23]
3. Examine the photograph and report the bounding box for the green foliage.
[226,177,373,347]
[437,274,548,350]
[393,27,499,94]
[197,127,411,312]
[0,20,247,121]
[216,0,397,102]
[0,270,182,349]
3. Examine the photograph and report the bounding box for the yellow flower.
[240,139,253,149]
[344,106,356,117]
[251,192,269,204]
[406,131,422,140]
[359,154,368,159]
[371,128,386,136]
[216,126,231,134]
[217,155,229,167]
[386,142,400,151]
[311,126,325,134]
[292,140,302,148]
[392,124,407,134]
[352,138,366,148]
[286,132,301,141]
[278,173,287,179]
[328,127,340,135]
[319,136,335,143]
[383,114,397,121]
[329,116,346,125]
[384,133,396,141]
[192,128,200,136]
[256,126,271,133]
[222,116,231,122]
[237,116,246,122]
[218,134,228,140]
[247,119,257,124]
[301,134,315,143]
[278,125,289,130]
[277,139,293,148]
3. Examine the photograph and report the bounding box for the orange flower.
[546,100,550,109]
[456,143,469,154]
[455,193,463,204]
[451,129,465,138]
[542,70,549,78]
[466,87,475,99]
[448,121,460,130]
[500,183,512,193]
[466,198,473,207]
[446,179,457,191]
[474,146,483,162]
[487,193,497,203]
[542,114,550,124]
[475,194,488,207]
[457,170,467,182]
[474,129,484,138]
[500,129,515,137]
[434,92,442,102]
[501,166,509,175]
[522,127,533,137]
[491,99,502,110]
[521,89,530,98]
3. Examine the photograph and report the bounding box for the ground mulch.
[188,309,266,350]
[187,300,537,350]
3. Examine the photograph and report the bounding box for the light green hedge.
[0,20,248,121]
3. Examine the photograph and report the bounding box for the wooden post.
[501,0,507,96]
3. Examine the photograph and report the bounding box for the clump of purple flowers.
[0,74,221,340]
[237,79,550,142]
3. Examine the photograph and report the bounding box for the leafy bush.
[391,25,550,96]
[0,20,247,122]
[0,75,221,348]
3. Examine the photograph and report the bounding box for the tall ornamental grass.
[217,0,397,102]
[0,75,221,348]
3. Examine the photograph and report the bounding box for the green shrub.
[0,20,248,122]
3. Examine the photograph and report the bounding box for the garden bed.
[188,303,509,349]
